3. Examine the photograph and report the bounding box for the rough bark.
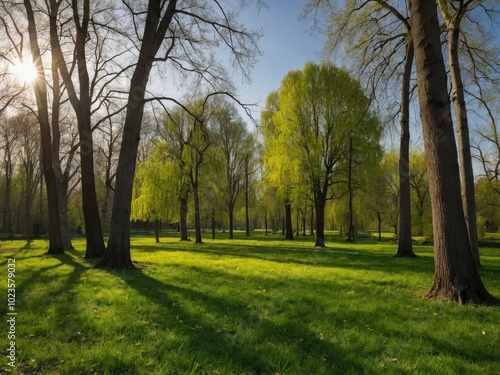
[396,39,416,257]
[409,0,497,304]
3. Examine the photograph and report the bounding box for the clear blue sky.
[236,2,326,122]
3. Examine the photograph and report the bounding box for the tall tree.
[261,91,297,241]
[97,0,260,268]
[438,0,480,266]
[212,100,251,239]
[408,0,497,304]
[49,0,123,257]
[307,0,416,256]
[23,0,65,253]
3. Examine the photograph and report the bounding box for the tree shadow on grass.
[6,250,90,373]
[116,266,367,374]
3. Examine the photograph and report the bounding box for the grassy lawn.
[1,231,499,374]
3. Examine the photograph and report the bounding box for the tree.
[266,63,381,247]
[261,91,297,241]
[408,0,497,304]
[132,147,177,243]
[438,0,480,266]
[0,117,22,234]
[98,0,260,268]
[212,100,252,239]
[22,0,65,253]
[306,0,416,256]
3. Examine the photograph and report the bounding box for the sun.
[11,58,38,83]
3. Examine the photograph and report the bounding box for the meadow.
[0,231,499,374]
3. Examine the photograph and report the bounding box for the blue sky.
[235,2,326,121]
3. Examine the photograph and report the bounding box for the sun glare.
[11,58,38,83]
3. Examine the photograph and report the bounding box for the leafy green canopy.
[262,62,382,204]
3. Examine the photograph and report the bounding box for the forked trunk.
[409,0,497,304]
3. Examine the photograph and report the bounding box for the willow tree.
[267,63,381,247]
[409,0,497,304]
[132,146,177,243]
[306,0,416,256]
[261,91,297,241]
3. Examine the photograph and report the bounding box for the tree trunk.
[346,133,355,243]
[211,208,216,240]
[24,0,65,254]
[155,219,160,243]
[409,0,497,304]
[375,210,382,242]
[309,205,314,236]
[193,182,203,244]
[264,211,268,236]
[446,22,480,267]
[396,39,416,257]
[314,199,326,247]
[96,0,177,269]
[179,196,189,241]
[245,158,250,236]
[228,204,235,240]
[284,201,294,240]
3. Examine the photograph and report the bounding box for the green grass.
[1,232,499,374]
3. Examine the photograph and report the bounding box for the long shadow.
[116,266,367,373]
[2,249,91,373]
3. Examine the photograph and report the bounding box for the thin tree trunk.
[179,196,189,241]
[245,158,250,236]
[229,209,234,239]
[284,201,294,240]
[446,22,480,267]
[155,219,160,243]
[396,39,416,257]
[211,208,216,240]
[346,133,355,243]
[409,0,496,304]
[193,182,203,244]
